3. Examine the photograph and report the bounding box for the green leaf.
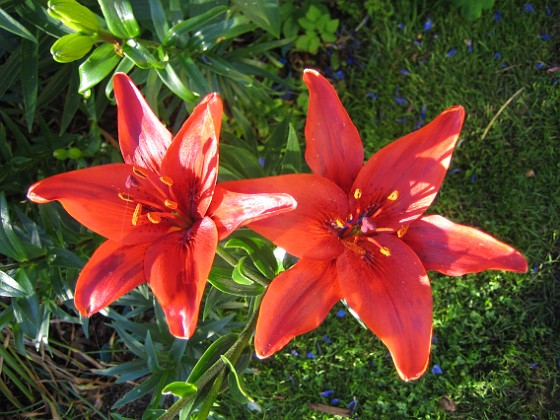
[220,355,254,403]
[280,123,302,173]
[0,45,21,98]
[21,38,38,132]
[0,271,28,298]
[147,0,169,42]
[161,381,197,398]
[187,333,238,383]
[225,236,277,279]
[306,4,322,22]
[97,0,140,39]
[78,43,121,97]
[207,267,264,297]
[0,8,36,42]
[0,193,28,261]
[50,32,94,63]
[232,257,254,285]
[60,67,80,134]
[122,39,164,69]
[232,0,280,37]
[156,63,198,103]
[164,5,227,46]
[218,143,264,180]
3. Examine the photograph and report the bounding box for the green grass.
[221,1,560,418]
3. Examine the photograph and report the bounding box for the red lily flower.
[27,73,296,339]
[220,69,528,380]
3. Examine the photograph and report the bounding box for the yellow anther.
[380,247,391,257]
[387,190,399,201]
[354,188,362,199]
[132,166,148,179]
[397,225,409,238]
[164,199,178,210]
[132,203,142,226]
[335,218,346,228]
[160,176,174,186]
[146,213,161,224]
[118,192,134,202]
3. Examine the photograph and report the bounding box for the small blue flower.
[278,57,287,65]
[493,11,503,23]
[532,263,539,274]
[306,351,315,359]
[432,335,439,343]
[465,39,473,53]
[400,68,410,75]
[290,349,299,357]
[336,308,346,318]
[540,34,551,41]
[530,362,538,369]
[334,70,345,80]
[446,48,458,57]
[323,335,333,343]
[258,157,265,167]
[523,3,534,13]
[330,398,340,405]
[432,364,443,375]
[367,92,379,100]
[394,97,407,105]
[398,23,405,30]
[470,173,477,182]
[320,390,334,397]
[419,103,427,120]
[413,120,425,130]
[546,6,552,16]
[535,63,545,69]
[494,52,502,60]
[424,18,433,32]
[347,399,357,409]
[450,168,461,175]
[414,40,422,47]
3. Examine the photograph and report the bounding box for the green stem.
[215,245,271,287]
[160,297,261,420]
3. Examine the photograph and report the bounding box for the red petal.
[337,235,432,381]
[255,258,341,357]
[404,215,528,275]
[114,73,173,172]
[303,69,364,193]
[27,164,170,243]
[208,185,297,241]
[144,217,217,338]
[74,240,148,315]
[351,106,465,230]
[161,93,223,218]
[219,174,347,260]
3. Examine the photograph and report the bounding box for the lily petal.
[74,240,148,316]
[337,235,432,381]
[303,69,364,193]
[114,73,173,173]
[404,215,528,275]
[144,217,218,339]
[27,164,172,244]
[351,106,465,230]
[255,258,341,358]
[161,93,223,219]
[208,185,297,241]
[219,174,347,260]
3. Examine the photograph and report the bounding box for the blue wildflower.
[450,168,461,175]
[530,362,538,369]
[367,92,379,100]
[532,263,539,274]
[290,349,299,357]
[258,157,265,167]
[493,11,503,23]
[278,57,287,65]
[523,3,534,13]
[394,97,407,105]
[470,173,477,182]
[446,48,458,57]
[330,398,340,405]
[334,70,345,80]
[424,18,433,32]
[432,364,443,375]
[323,335,333,343]
[347,399,357,409]
[465,39,473,53]
[540,34,551,41]
[535,63,545,69]
[320,390,334,397]
[414,40,422,47]
[494,52,502,60]
[419,103,427,120]
[306,351,315,359]
[398,23,405,30]
[432,335,439,343]
[400,68,410,75]
[336,308,346,318]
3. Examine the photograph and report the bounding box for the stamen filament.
[118,192,134,202]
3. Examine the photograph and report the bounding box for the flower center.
[331,188,407,257]
[117,166,192,228]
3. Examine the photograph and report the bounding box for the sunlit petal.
[255,258,341,357]
[404,215,528,275]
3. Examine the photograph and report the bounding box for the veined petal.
[351,106,465,230]
[27,164,171,244]
[255,258,341,358]
[74,240,148,316]
[208,185,297,241]
[114,73,173,173]
[337,235,432,381]
[144,217,218,339]
[303,69,364,193]
[404,215,528,276]
[161,93,223,219]
[219,174,347,260]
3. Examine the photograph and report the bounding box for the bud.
[50,32,94,63]
[48,0,100,34]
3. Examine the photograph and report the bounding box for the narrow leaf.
[161,381,197,398]
[232,0,280,37]
[97,0,140,38]
[0,9,36,42]
[78,43,121,96]
[21,38,38,132]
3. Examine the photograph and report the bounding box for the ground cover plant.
[0,0,558,419]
